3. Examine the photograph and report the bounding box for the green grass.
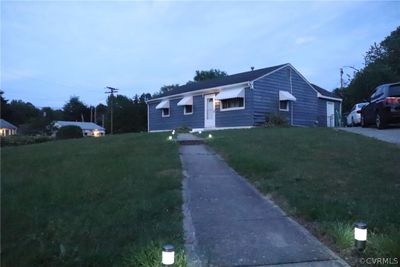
[203,127,400,260]
[1,133,185,266]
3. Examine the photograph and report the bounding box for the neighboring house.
[53,121,105,137]
[147,63,342,132]
[0,119,17,136]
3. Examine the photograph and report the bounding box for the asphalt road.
[339,126,400,145]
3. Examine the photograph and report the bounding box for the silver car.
[346,103,368,126]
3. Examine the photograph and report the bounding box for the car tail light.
[385,97,400,104]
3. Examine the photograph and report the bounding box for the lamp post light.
[354,222,367,251]
[162,244,175,266]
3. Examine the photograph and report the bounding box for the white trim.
[147,82,249,103]
[279,100,289,111]
[204,94,216,128]
[251,64,290,82]
[183,105,193,115]
[317,93,343,102]
[162,108,170,117]
[147,104,150,132]
[190,125,253,132]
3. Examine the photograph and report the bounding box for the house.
[147,63,342,132]
[0,119,17,136]
[53,121,105,137]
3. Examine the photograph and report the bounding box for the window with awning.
[177,96,193,106]
[155,100,170,109]
[279,91,296,111]
[216,88,245,111]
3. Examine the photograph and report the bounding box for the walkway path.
[179,133,349,267]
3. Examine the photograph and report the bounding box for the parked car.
[346,103,368,126]
[361,82,400,129]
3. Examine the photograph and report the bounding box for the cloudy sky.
[1,0,399,108]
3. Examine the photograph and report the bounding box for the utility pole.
[340,68,344,90]
[105,86,119,135]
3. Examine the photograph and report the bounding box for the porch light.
[162,244,174,265]
[354,222,367,251]
[168,136,173,140]
[208,134,212,138]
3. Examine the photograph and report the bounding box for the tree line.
[335,26,400,112]
[0,69,227,135]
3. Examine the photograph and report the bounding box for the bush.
[56,126,83,140]
[0,135,53,147]
[264,113,288,127]
[174,126,192,133]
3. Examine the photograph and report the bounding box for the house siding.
[252,66,319,126]
[215,87,254,127]
[317,99,342,127]
[148,95,204,131]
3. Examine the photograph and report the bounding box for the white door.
[327,102,335,127]
[204,94,215,128]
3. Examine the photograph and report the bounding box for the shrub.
[56,126,83,140]
[0,135,53,147]
[264,113,288,127]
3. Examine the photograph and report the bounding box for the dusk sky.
[1,0,399,108]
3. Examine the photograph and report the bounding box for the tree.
[342,26,400,112]
[193,69,227,82]
[7,100,40,125]
[62,96,89,121]
[0,90,11,121]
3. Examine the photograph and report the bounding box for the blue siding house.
[147,63,342,131]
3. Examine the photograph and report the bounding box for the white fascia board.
[147,82,249,103]
[317,93,343,102]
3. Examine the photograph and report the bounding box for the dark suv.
[361,82,400,129]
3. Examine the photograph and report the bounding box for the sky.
[1,0,399,108]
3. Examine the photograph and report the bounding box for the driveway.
[339,126,400,145]
[179,134,349,267]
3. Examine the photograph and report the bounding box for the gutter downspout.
[289,68,294,126]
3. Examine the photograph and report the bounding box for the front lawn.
[2,133,186,266]
[204,127,400,261]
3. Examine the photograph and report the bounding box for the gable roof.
[0,119,17,129]
[54,121,105,131]
[311,84,341,99]
[151,63,288,100]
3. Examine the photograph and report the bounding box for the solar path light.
[162,244,174,265]
[354,221,367,251]
[208,134,212,138]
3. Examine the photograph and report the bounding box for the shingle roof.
[152,63,288,99]
[0,119,17,129]
[311,84,341,99]
[54,121,105,131]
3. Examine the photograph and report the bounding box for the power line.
[105,86,119,135]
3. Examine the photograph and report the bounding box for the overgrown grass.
[2,132,185,266]
[204,127,400,261]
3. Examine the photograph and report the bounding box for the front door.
[327,102,335,127]
[204,94,215,128]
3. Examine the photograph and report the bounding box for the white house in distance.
[0,119,17,136]
[53,121,105,137]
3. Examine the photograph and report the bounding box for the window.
[279,100,289,111]
[184,105,193,115]
[162,108,170,117]
[220,98,244,111]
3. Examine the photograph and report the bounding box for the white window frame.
[220,97,245,111]
[184,105,193,115]
[279,100,289,111]
[162,108,170,117]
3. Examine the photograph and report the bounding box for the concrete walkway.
[339,127,400,145]
[179,133,349,267]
